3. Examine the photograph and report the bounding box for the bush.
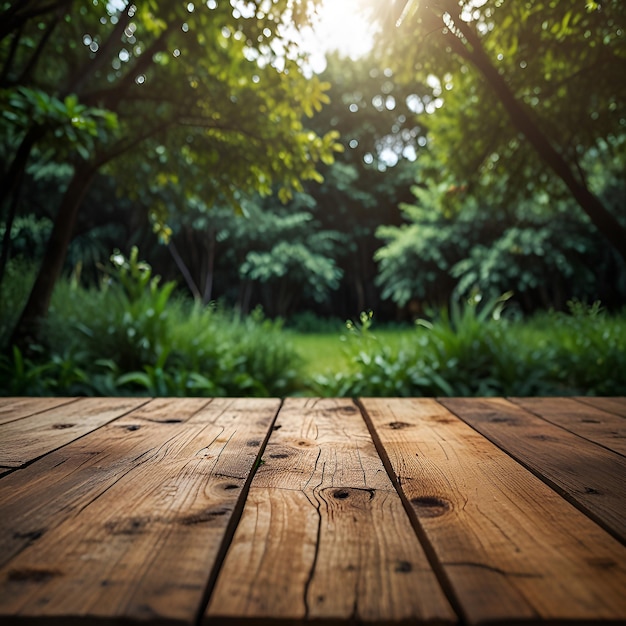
[0,250,304,397]
[313,297,626,397]
[285,311,345,333]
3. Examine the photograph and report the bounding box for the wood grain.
[0,397,147,467]
[0,397,78,426]
[511,396,626,456]
[205,397,455,625]
[0,398,280,625]
[442,397,626,543]
[362,397,626,624]
[575,396,626,418]
[0,398,213,569]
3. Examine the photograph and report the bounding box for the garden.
[1,1,625,398]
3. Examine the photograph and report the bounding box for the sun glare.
[305,0,375,69]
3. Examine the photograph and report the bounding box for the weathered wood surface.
[511,396,626,455]
[0,396,625,626]
[441,396,626,544]
[0,398,280,625]
[206,397,455,625]
[361,397,626,624]
[0,397,77,426]
[0,397,147,467]
[575,396,626,418]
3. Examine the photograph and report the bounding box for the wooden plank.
[575,396,626,418]
[0,397,212,569]
[0,397,280,626]
[205,397,455,625]
[0,397,148,467]
[511,396,626,456]
[361,397,626,624]
[0,397,79,426]
[442,397,626,544]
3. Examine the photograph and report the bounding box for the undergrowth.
[0,250,302,397]
[313,295,626,397]
[1,254,624,397]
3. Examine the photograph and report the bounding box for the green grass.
[290,328,413,377]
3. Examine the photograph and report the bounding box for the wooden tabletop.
[0,396,625,625]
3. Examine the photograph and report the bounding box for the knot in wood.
[8,568,62,583]
[410,496,451,518]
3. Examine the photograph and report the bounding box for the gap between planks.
[359,397,626,625]
[441,397,626,545]
[0,398,282,626]
[205,397,456,625]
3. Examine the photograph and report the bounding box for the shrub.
[0,250,304,397]
[314,297,626,397]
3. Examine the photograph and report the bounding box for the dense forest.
[1,0,625,396]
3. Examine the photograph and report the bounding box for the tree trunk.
[202,228,216,305]
[455,22,626,263]
[0,124,45,211]
[10,162,97,349]
[0,162,25,288]
[169,240,202,300]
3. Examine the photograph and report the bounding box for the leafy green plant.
[0,251,305,397]
[313,297,626,397]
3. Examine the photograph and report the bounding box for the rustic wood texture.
[0,398,280,626]
[510,396,626,456]
[0,397,77,426]
[361,397,626,624]
[442,396,626,544]
[0,398,212,568]
[0,397,147,467]
[575,396,626,418]
[205,397,455,625]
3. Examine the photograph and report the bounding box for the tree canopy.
[370,0,626,261]
[0,0,340,343]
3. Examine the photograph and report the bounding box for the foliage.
[1,0,342,341]
[0,252,304,397]
[286,311,345,334]
[313,297,626,397]
[237,202,344,316]
[375,170,625,311]
[369,0,626,260]
[0,258,36,346]
[2,254,624,397]
[1,0,341,209]
[0,215,52,260]
[154,192,345,317]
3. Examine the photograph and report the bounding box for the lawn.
[289,327,415,377]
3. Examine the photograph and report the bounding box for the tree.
[370,0,626,262]
[375,166,623,312]
[237,197,343,317]
[301,52,428,316]
[0,0,339,345]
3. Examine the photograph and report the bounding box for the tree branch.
[64,2,132,97]
[0,0,74,42]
